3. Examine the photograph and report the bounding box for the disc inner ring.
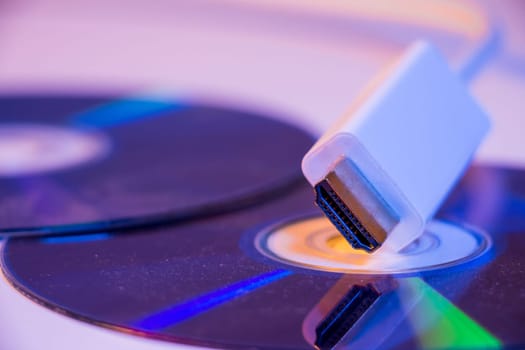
[255,216,492,275]
[0,124,110,177]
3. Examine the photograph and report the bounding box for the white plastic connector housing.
[302,42,490,253]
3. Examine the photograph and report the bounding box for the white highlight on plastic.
[0,124,110,176]
[255,216,491,275]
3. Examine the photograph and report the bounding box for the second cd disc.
[0,95,314,236]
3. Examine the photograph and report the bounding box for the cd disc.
[2,165,525,349]
[0,95,314,236]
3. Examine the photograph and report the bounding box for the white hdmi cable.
[301,42,491,253]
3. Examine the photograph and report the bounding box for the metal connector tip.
[314,159,399,253]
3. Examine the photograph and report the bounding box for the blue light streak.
[40,232,111,244]
[72,98,186,128]
[134,269,292,331]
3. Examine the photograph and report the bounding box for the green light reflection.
[404,278,501,349]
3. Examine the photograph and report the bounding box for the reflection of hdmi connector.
[314,283,380,350]
[303,42,491,253]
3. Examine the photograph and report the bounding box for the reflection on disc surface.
[0,95,314,235]
[1,166,525,349]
